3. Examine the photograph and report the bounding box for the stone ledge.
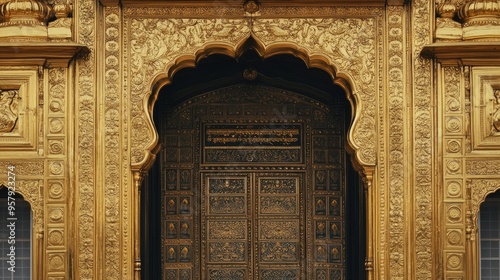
[0,42,89,68]
[421,42,500,66]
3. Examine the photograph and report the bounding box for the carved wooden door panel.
[159,84,347,280]
[202,173,304,279]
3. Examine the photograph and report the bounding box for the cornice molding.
[0,42,89,67]
[119,0,389,8]
[421,41,500,66]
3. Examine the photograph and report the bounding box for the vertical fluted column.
[364,169,374,280]
[133,171,145,280]
[435,1,462,40]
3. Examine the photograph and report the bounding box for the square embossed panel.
[471,67,500,151]
[0,69,38,152]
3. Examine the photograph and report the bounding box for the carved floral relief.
[127,15,379,170]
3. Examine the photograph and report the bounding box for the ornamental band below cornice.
[0,161,44,176]
[466,159,500,175]
[123,6,382,17]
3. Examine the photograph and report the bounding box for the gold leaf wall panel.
[1,0,499,278]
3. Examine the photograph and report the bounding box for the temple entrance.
[142,52,366,279]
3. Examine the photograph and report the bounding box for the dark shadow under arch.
[141,50,366,279]
[0,186,32,279]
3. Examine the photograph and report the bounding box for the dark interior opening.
[141,49,366,279]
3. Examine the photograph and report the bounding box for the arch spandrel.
[128,17,378,174]
[0,180,43,237]
[470,179,500,226]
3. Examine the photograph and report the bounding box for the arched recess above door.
[128,21,378,177]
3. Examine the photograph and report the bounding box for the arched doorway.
[478,190,500,280]
[142,51,366,279]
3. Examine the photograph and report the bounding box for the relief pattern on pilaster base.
[103,6,123,279]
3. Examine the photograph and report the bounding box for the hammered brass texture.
[159,84,347,279]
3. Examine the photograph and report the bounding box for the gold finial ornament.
[458,0,500,41]
[458,0,500,40]
[52,2,69,19]
[435,1,462,40]
[48,2,72,39]
[0,0,51,39]
[437,1,458,19]
[459,0,500,23]
[0,0,49,25]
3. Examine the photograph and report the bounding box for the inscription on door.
[159,84,347,279]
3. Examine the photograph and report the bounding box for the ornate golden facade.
[0,0,499,279]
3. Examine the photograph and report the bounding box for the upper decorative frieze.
[436,1,462,40]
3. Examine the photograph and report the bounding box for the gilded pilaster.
[412,0,435,279]
[102,5,122,279]
[458,0,500,40]
[376,7,387,279]
[441,65,467,279]
[45,67,70,279]
[385,4,407,280]
[74,0,97,278]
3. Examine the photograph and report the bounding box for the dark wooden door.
[157,84,348,279]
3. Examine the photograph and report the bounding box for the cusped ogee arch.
[0,180,43,280]
[467,180,500,279]
[128,33,379,278]
[131,35,377,178]
[126,15,379,279]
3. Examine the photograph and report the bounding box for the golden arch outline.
[132,35,376,177]
[0,181,42,235]
[466,182,500,280]
[0,181,43,280]
[130,35,378,278]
